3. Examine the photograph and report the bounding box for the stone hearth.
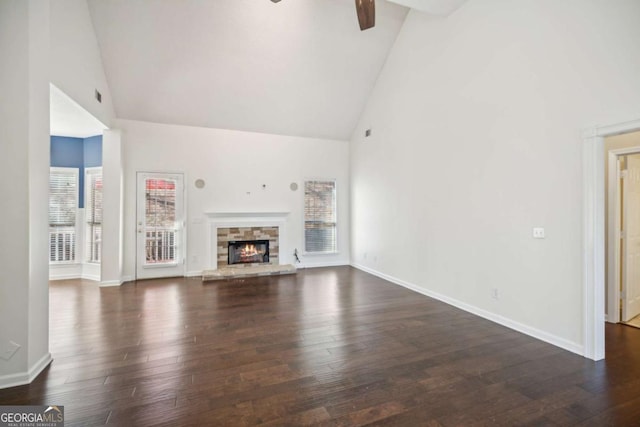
[202,264,296,281]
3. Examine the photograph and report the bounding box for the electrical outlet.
[363,252,367,260]
[491,288,499,300]
[532,227,545,239]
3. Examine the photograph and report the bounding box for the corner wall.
[350,0,640,353]
[0,0,51,388]
[118,119,350,280]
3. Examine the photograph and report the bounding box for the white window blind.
[304,180,337,253]
[85,167,102,263]
[49,167,78,263]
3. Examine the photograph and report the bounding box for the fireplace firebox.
[228,240,269,265]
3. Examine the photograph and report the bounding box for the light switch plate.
[533,227,545,239]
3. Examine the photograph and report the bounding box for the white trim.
[606,152,620,324]
[100,279,123,287]
[49,263,100,281]
[299,260,349,269]
[0,353,52,390]
[81,262,101,282]
[49,263,81,280]
[352,263,583,356]
[206,211,290,219]
[121,275,134,283]
[583,118,640,361]
[186,270,202,277]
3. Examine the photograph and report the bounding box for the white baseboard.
[49,263,100,282]
[0,352,52,390]
[99,279,123,287]
[351,263,584,357]
[49,273,81,281]
[186,270,202,278]
[49,263,82,280]
[298,260,349,269]
[121,275,134,283]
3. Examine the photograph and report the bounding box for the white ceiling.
[87,0,409,140]
[50,84,108,138]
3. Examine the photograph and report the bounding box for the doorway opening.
[49,84,108,282]
[605,131,640,329]
[584,118,640,361]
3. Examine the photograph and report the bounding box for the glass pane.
[144,178,178,264]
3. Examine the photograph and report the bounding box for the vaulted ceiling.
[86,1,465,140]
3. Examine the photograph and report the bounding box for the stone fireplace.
[203,212,295,280]
[205,211,290,270]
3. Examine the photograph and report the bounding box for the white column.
[0,0,52,389]
[101,129,124,286]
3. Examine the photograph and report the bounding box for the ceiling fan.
[270,0,376,31]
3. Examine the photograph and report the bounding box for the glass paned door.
[136,172,185,279]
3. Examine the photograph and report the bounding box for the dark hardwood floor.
[1,266,639,426]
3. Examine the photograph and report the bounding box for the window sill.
[303,251,340,256]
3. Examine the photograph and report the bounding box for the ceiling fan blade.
[355,0,375,31]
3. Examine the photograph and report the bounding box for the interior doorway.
[49,84,108,282]
[583,119,640,361]
[606,131,640,328]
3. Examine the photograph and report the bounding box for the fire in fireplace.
[228,240,270,265]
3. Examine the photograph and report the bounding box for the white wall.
[0,0,51,388]
[118,119,350,279]
[351,0,640,353]
[50,0,115,127]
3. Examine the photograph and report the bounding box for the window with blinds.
[304,180,337,253]
[49,167,78,263]
[85,167,102,263]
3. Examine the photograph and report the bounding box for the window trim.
[303,178,338,255]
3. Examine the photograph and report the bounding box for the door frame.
[583,118,640,361]
[135,171,187,280]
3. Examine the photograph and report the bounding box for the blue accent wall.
[84,135,102,167]
[50,136,84,168]
[50,135,102,208]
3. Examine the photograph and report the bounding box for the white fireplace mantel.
[205,211,291,269]
[205,211,290,220]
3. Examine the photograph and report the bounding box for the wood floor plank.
[0,267,639,425]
